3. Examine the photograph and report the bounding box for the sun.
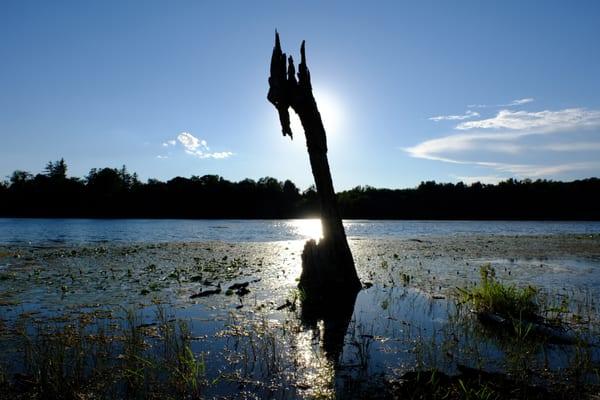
[289,88,344,138]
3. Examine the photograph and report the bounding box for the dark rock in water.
[276,300,293,310]
[363,282,373,289]
[226,281,251,296]
[189,275,203,282]
[228,281,249,290]
[190,287,221,299]
[137,322,157,328]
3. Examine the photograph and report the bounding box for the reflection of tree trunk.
[267,32,361,299]
[300,288,359,362]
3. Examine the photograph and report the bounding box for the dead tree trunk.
[267,32,361,300]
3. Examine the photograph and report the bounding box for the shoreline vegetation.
[1,234,599,398]
[2,159,600,220]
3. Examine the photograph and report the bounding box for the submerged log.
[267,32,361,300]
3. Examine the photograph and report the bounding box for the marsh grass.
[2,242,600,399]
[457,264,539,321]
[1,305,205,400]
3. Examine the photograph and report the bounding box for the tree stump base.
[300,238,361,302]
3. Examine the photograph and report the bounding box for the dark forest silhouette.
[1,159,599,220]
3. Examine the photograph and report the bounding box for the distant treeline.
[1,159,599,220]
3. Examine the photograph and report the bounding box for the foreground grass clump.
[458,264,539,321]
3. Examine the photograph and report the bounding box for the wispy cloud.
[456,108,600,131]
[492,161,600,177]
[205,151,235,159]
[176,132,233,159]
[406,104,600,180]
[405,132,525,161]
[542,142,600,151]
[467,97,535,109]
[429,110,479,122]
[162,140,176,147]
[450,161,600,183]
[156,155,168,159]
[503,98,534,107]
[409,108,600,159]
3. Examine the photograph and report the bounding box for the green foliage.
[459,264,539,320]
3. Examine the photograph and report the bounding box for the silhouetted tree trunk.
[267,32,361,300]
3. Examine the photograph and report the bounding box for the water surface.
[1,218,599,245]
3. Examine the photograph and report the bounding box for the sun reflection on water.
[289,218,323,240]
[293,323,335,398]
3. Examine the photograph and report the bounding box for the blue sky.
[1,1,599,190]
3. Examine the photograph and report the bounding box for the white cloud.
[492,161,600,177]
[177,132,205,152]
[456,108,600,133]
[543,142,600,151]
[450,161,599,183]
[409,108,600,160]
[406,105,600,180]
[405,131,525,161]
[467,98,534,109]
[156,155,168,159]
[456,108,600,131]
[504,98,534,106]
[175,132,233,159]
[429,110,480,122]
[162,140,176,147]
[414,108,600,158]
[206,151,234,159]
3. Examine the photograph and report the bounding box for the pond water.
[1,220,600,398]
[1,218,600,244]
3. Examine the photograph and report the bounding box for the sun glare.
[289,88,344,138]
[290,218,323,240]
